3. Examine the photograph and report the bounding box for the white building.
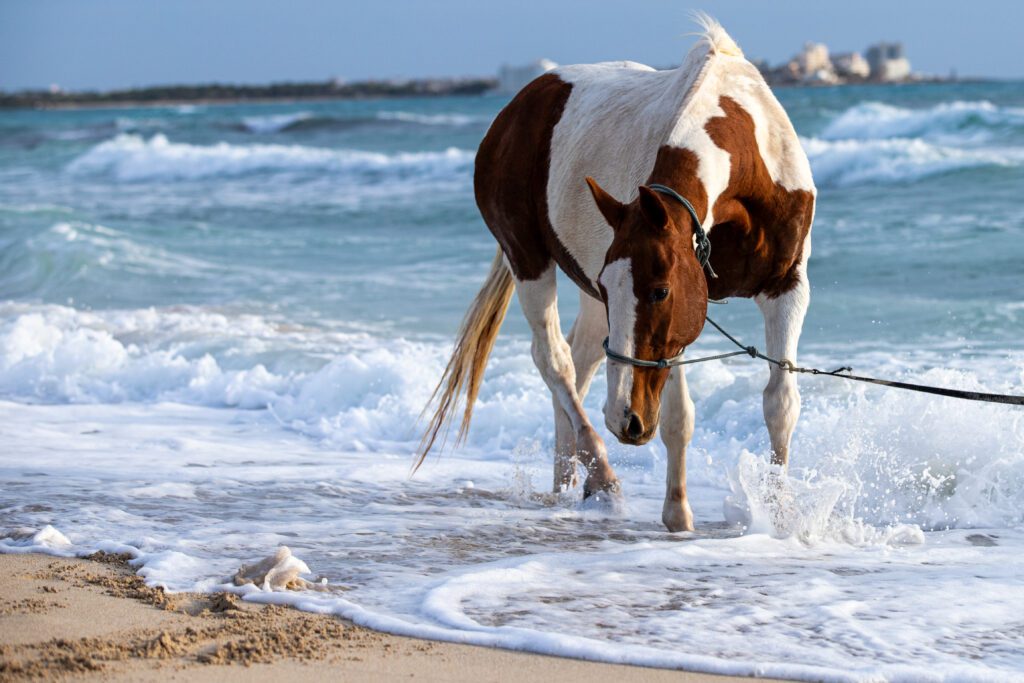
[793,43,838,84]
[833,52,870,79]
[496,58,558,94]
[866,42,911,81]
[796,43,833,74]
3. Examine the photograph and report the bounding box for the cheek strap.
[646,183,717,279]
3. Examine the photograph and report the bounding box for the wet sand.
[0,552,780,682]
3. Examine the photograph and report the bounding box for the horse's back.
[475,25,815,300]
[474,62,668,293]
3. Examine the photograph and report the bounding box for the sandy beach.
[0,552,776,682]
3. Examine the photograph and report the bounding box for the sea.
[2,79,1024,681]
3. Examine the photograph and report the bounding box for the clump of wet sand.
[1,552,385,680]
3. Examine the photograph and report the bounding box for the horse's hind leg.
[552,291,608,492]
[755,270,810,467]
[516,266,619,496]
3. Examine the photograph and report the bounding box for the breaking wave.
[803,135,1021,187]
[821,100,1024,142]
[66,134,475,182]
[2,302,1023,532]
[805,100,1024,187]
[240,111,316,133]
[237,110,486,134]
[376,110,486,126]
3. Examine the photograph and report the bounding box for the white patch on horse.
[664,61,731,233]
[547,56,710,285]
[599,257,637,429]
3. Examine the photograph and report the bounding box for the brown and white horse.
[419,17,815,532]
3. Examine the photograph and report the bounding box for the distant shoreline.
[0,75,996,112]
[0,77,497,111]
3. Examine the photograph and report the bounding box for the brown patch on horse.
[591,181,708,442]
[702,96,815,300]
[648,146,711,223]
[474,73,599,298]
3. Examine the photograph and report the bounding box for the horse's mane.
[689,12,744,59]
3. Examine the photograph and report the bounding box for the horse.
[417,16,815,532]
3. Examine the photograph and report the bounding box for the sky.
[1,0,1022,91]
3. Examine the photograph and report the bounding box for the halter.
[603,337,688,369]
[602,183,716,369]
[647,183,717,280]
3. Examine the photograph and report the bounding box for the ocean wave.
[802,135,1022,187]
[66,133,475,182]
[4,301,1024,679]
[1,302,1023,531]
[822,100,1024,142]
[240,111,315,133]
[26,221,221,277]
[376,110,486,126]
[234,110,485,134]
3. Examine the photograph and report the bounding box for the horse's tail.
[414,247,514,471]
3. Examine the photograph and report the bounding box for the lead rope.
[611,183,1024,406]
[699,315,1024,406]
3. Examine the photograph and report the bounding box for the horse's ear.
[638,186,669,230]
[585,177,625,228]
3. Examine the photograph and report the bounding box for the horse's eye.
[651,287,670,303]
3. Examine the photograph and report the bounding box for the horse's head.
[586,177,709,445]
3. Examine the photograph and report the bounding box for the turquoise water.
[3,81,1024,680]
[3,82,1024,349]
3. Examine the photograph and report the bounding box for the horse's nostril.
[626,412,644,439]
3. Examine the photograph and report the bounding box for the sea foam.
[803,100,1024,186]
[821,100,1024,142]
[802,135,1021,187]
[241,111,314,133]
[67,133,474,182]
[2,302,1022,531]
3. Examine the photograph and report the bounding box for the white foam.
[2,302,1023,532]
[3,347,1023,679]
[806,100,1024,186]
[802,135,1021,187]
[241,111,314,133]
[66,134,474,182]
[821,100,1024,142]
[0,525,75,555]
[377,111,484,126]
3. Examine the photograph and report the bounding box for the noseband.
[603,337,688,369]
[602,184,716,369]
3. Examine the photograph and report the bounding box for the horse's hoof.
[662,503,694,532]
[580,481,625,514]
[583,478,621,500]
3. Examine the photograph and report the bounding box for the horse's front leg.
[756,271,810,467]
[552,292,608,492]
[516,267,619,497]
[660,364,695,531]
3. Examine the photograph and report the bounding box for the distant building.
[496,59,557,94]
[866,42,911,81]
[833,52,870,80]
[787,43,838,84]
[796,43,833,75]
